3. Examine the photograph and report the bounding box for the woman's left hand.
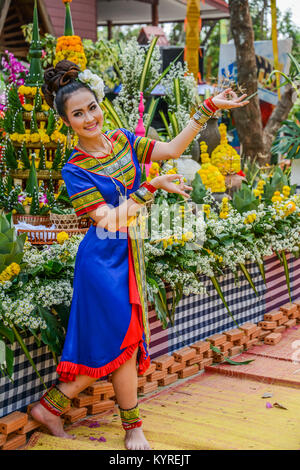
[212,88,249,110]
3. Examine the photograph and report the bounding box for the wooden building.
[0,0,229,58]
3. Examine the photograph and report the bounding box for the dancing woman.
[31,60,248,450]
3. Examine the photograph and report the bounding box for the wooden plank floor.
[25,326,300,451]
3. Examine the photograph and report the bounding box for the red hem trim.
[57,338,150,382]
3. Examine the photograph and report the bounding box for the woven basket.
[16,228,88,245]
[50,212,80,230]
[13,213,51,227]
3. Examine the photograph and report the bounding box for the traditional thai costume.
[55,128,156,383]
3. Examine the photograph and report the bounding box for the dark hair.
[42,60,97,119]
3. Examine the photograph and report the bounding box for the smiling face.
[62,88,104,140]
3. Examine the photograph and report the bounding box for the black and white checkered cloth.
[0,255,299,417]
[0,335,58,417]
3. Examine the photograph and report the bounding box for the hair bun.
[42,60,81,108]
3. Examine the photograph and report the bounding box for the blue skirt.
[56,224,150,382]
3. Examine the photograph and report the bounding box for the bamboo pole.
[271,0,281,99]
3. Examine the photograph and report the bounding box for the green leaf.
[46,109,56,136]
[5,344,14,378]
[25,154,39,195]
[7,85,23,112]
[210,276,239,327]
[28,328,41,348]
[139,35,159,92]
[145,97,160,136]
[239,263,258,297]
[37,306,65,354]
[102,98,127,128]
[173,77,181,108]
[281,250,292,303]
[3,109,13,133]
[43,259,64,276]
[148,49,184,93]
[4,140,18,170]
[0,321,14,343]
[168,111,179,136]
[20,142,31,170]
[159,110,173,140]
[0,339,5,365]
[210,345,255,365]
[257,261,267,285]
[34,88,42,112]
[232,183,259,214]
[30,108,39,133]
[14,111,25,134]
[11,325,47,390]
[51,143,63,171]
[52,304,70,331]
[148,277,169,328]
[190,172,207,204]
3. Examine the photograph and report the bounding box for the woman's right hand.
[150,174,192,198]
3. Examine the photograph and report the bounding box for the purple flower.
[89,436,97,441]
[18,194,26,203]
[88,421,101,428]
[39,194,48,204]
[266,402,273,409]
[1,51,28,86]
[98,437,106,442]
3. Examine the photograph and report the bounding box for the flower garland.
[198,141,226,193]
[211,123,241,175]
[18,85,38,97]
[0,263,20,283]
[54,35,87,71]
[9,129,67,146]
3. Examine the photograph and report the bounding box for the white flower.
[78,69,105,103]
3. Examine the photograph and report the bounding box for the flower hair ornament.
[77,69,105,103]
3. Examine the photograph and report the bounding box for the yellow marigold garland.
[54,35,87,70]
[0,263,21,283]
[198,141,226,193]
[211,123,241,175]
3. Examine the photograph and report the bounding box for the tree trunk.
[263,84,298,153]
[228,0,265,161]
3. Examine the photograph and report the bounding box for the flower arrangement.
[0,225,84,378]
[0,262,21,283]
[159,61,198,155]
[0,162,299,379]
[211,123,241,175]
[9,129,67,146]
[144,164,300,326]
[17,85,38,97]
[54,35,87,71]
[107,37,163,131]
[197,141,226,193]
[1,51,28,87]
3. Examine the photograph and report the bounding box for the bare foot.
[31,403,75,439]
[125,427,151,450]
